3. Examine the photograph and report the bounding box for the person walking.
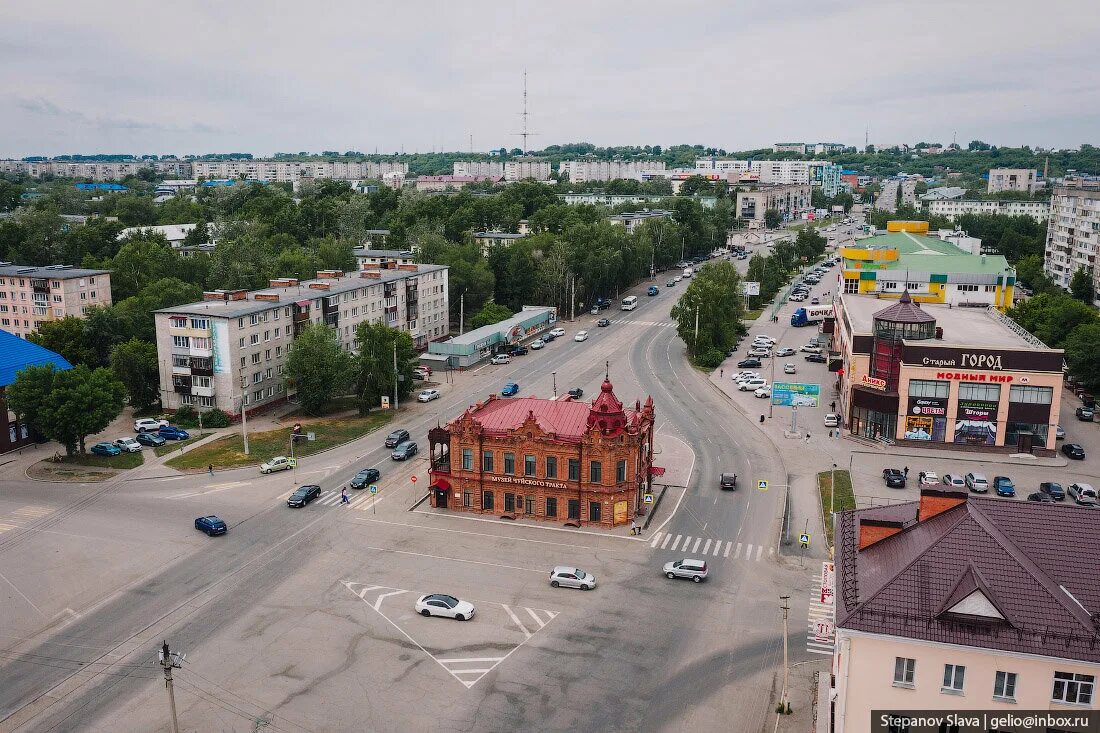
[805,432,811,443]
[208,464,214,476]
[919,470,925,484]
[760,414,765,424]
[719,368,723,378]
[630,519,640,536]
[341,487,350,505]
[903,466,909,478]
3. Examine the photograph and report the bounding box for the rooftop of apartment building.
[156,264,447,319]
[472,232,526,240]
[836,490,1100,662]
[351,247,415,258]
[608,209,673,221]
[842,232,1012,276]
[0,264,110,280]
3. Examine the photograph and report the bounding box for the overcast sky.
[2,1,1097,158]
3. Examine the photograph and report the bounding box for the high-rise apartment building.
[1044,183,1100,303]
[988,168,1040,194]
[190,160,408,183]
[0,265,113,338]
[558,160,666,183]
[453,161,505,178]
[503,158,551,181]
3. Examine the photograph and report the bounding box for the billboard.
[771,382,821,407]
[741,281,761,296]
[211,320,231,374]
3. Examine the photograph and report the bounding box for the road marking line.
[372,590,406,610]
[702,539,712,555]
[756,545,763,561]
[524,607,547,629]
[438,657,505,664]
[167,482,245,499]
[661,534,673,549]
[734,543,743,559]
[678,535,691,551]
[649,532,662,548]
[354,545,546,574]
[712,542,721,557]
[501,604,531,638]
[723,542,732,557]
[691,537,701,553]
[347,495,369,508]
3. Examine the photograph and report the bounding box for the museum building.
[426,379,658,528]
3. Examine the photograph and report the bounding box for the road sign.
[813,619,834,643]
[799,533,810,546]
[287,458,297,468]
[306,432,316,441]
[771,382,821,408]
[643,493,654,504]
[757,479,768,491]
[410,475,418,484]
[369,485,378,494]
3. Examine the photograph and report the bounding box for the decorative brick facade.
[427,380,656,528]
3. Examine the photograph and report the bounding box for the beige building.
[558,160,666,183]
[832,490,1100,732]
[1044,182,1100,303]
[453,161,505,178]
[503,158,551,182]
[190,159,408,183]
[988,167,1040,194]
[734,183,810,222]
[0,159,191,180]
[352,248,416,269]
[154,265,448,417]
[0,265,112,338]
[927,198,1050,222]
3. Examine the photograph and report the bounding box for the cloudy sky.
[1,1,1097,157]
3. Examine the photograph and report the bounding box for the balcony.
[171,364,192,375]
[189,345,213,357]
[173,382,192,395]
[192,385,215,398]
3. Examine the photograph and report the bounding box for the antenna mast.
[514,70,538,153]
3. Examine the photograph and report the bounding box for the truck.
[790,305,833,327]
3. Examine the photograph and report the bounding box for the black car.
[543,332,556,342]
[597,318,611,327]
[288,484,322,507]
[391,441,418,460]
[882,468,906,488]
[1039,481,1066,500]
[1027,491,1056,503]
[1062,443,1086,460]
[804,354,827,364]
[567,388,583,399]
[385,429,411,448]
[350,468,381,489]
[136,432,167,447]
[507,345,529,356]
[737,358,762,369]
[194,515,227,536]
[719,473,737,490]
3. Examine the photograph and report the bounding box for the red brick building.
[427,379,657,528]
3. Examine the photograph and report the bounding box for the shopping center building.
[425,378,657,528]
[831,291,1064,452]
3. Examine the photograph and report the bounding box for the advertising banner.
[614,500,628,524]
[741,281,761,296]
[954,399,998,445]
[771,382,821,407]
[211,320,231,374]
[906,396,948,442]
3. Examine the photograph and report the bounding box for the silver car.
[549,566,596,590]
[663,558,708,583]
[964,472,989,493]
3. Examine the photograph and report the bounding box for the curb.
[850,447,1070,468]
[641,484,669,530]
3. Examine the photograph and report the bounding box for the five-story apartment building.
[0,264,112,338]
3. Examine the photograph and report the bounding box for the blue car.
[159,425,190,441]
[90,441,122,457]
[647,286,660,296]
[993,476,1015,497]
[501,382,520,397]
[195,515,228,536]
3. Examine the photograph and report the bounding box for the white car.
[824,413,840,427]
[748,348,771,358]
[663,558,708,583]
[754,386,772,399]
[734,371,761,382]
[549,566,596,590]
[417,389,441,403]
[574,330,589,342]
[920,471,940,487]
[800,345,823,354]
[775,347,796,357]
[673,276,683,283]
[490,354,511,365]
[964,472,989,493]
[739,378,768,392]
[114,437,142,453]
[260,456,294,474]
[530,339,545,350]
[942,474,967,490]
[789,294,806,302]
[753,335,777,345]
[134,418,168,432]
[783,363,796,374]
[414,593,475,621]
[549,327,566,338]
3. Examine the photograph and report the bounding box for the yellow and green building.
[839,221,1015,310]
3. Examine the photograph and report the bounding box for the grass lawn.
[283,395,359,418]
[743,308,764,321]
[154,435,203,457]
[166,412,393,471]
[817,469,855,547]
[65,451,144,470]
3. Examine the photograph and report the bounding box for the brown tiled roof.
[837,497,1100,662]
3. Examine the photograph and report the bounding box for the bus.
[621,295,638,311]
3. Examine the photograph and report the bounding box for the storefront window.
[908,379,949,399]
[1009,385,1052,404]
[955,383,1000,445]
[959,382,1000,402]
[1006,422,1048,445]
[851,405,897,442]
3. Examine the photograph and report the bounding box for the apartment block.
[503,158,552,182]
[558,160,666,183]
[0,159,192,180]
[154,265,449,417]
[927,199,1051,222]
[772,143,807,154]
[1044,183,1100,301]
[453,161,505,178]
[190,160,408,183]
[694,159,841,197]
[0,264,113,338]
[988,167,1040,194]
[734,183,811,222]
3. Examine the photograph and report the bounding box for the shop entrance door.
[589,502,602,523]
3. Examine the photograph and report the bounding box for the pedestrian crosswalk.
[609,318,675,328]
[0,504,53,536]
[647,531,774,562]
[280,488,384,511]
[806,568,836,656]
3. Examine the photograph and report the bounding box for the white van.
[683,268,693,278]
[621,295,638,311]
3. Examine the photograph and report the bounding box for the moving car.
[804,354,827,364]
[824,414,840,427]
[158,425,190,441]
[663,558,708,583]
[549,327,566,337]
[964,472,989,493]
[776,347,796,357]
[287,484,322,507]
[574,330,589,342]
[90,441,121,457]
[350,467,381,489]
[1056,425,1066,440]
[549,567,596,590]
[415,593,475,620]
[674,275,683,282]
[114,437,142,453]
[942,474,966,490]
[1039,481,1066,500]
[666,279,676,287]
[800,345,822,354]
[1062,443,1086,460]
[135,432,166,448]
[260,456,294,474]
[1068,483,1098,506]
[417,389,441,402]
[384,429,410,448]
[490,354,511,365]
[567,388,584,399]
[783,363,797,374]
[530,339,545,350]
[748,347,771,358]
[597,318,611,327]
[194,515,228,536]
[501,382,520,397]
[1076,406,1095,421]
[737,358,762,369]
[720,473,738,490]
[134,418,168,432]
[1027,491,1056,503]
[391,441,418,460]
[882,468,905,488]
[992,476,1016,497]
[647,286,660,296]
[753,335,777,345]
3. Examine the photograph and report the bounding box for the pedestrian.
[831,401,836,411]
[760,414,765,424]
[208,464,214,476]
[919,471,925,484]
[341,487,350,505]
[630,519,639,536]
[805,432,811,443]
[719,367,723,378]
[904,466,909,478]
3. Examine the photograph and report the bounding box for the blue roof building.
[74,182,129,192]
[0,329,72,453]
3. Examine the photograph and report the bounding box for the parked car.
[260,456,294,474]
[720,473,738,490]
[567,388,584,399]
[1062,443,1086,460]
[804,354,827,363]
[287,484,322,508]
[417,389,441,402]
[663,558,708,583]
[739,378,768,392]
[490,354,511,365]
[942,474,966,490]
[501,382,520,397]
[114,437,142,453]
[391,441,418,460]
[666,279,676,287]
[507,345,529,357]
[549,567,596,590]
[920,471,940,487]
[964,472,989,493]
[800,345,822,354]
[992,476,1016,497]
[415,593,475,620]
[542,332,556,343]
[90,441,121,457]
[776,347,796,357]
[811,298,820,305]
[597,318,611,327]
[1028,491,1056,503]
[754,386,771,399]
[574,330,589,342]
[530,339,546,350]
[748,347,772,358]
[1039,481,1066,500]
[134,418,168,432]
[385,429,411,448]
[194,515,228,536]
[737,358,762,369]
[136,432,167,447]
[782,363,797,374]
[753,336,777,345]
[1068,483,1098,506]
[674,276,682,283]
[1076,406,1095,421]
[414,365,433,377]
[549,327,566,337]
[882,468,905,488]
[824,413,840,427]
[158,425,190,441]
[350,467,381,489]
[1056,425,1066,440]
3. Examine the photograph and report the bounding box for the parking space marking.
[661,534,674,549]
[525,607,548,629]
[501,605,531,638]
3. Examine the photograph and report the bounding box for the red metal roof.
[461,396,640,441]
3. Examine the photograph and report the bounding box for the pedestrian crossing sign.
[369,485,378,494]
[643,493,654,504]
[800,533,810,546]
[757,479,768,491]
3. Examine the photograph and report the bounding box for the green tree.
[1064,322,1100,391]
[670,260,746,365]
[10,206,66,265]
[353,322,418,415]
[764,208,782,230]
[110,338,160,411]
[110,234,182,300]
[469,301,513,329]
[5,364,126,455]
[284,323,354,415]
[1070,267,1095,303]
[29,316,96,366]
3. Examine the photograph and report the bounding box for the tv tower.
[514,70,538,153]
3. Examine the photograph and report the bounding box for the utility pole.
[459,291,465,335]
[780,596,791,714]
[693,305,699,354]
[830,462,838,517]
[569,275,575,321]
[238,369,250,455]
[552,371,557,397]
[392,339,399,411]
[159,640,181,733]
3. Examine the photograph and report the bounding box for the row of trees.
[671,260,746,368]
[1008,293,1100,390]
[744,229,829,309]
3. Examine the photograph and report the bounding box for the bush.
[202,408,231,428]
[172,405,199,427]
[694,347,727,369]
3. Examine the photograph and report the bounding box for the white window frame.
[942,663,965,693]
